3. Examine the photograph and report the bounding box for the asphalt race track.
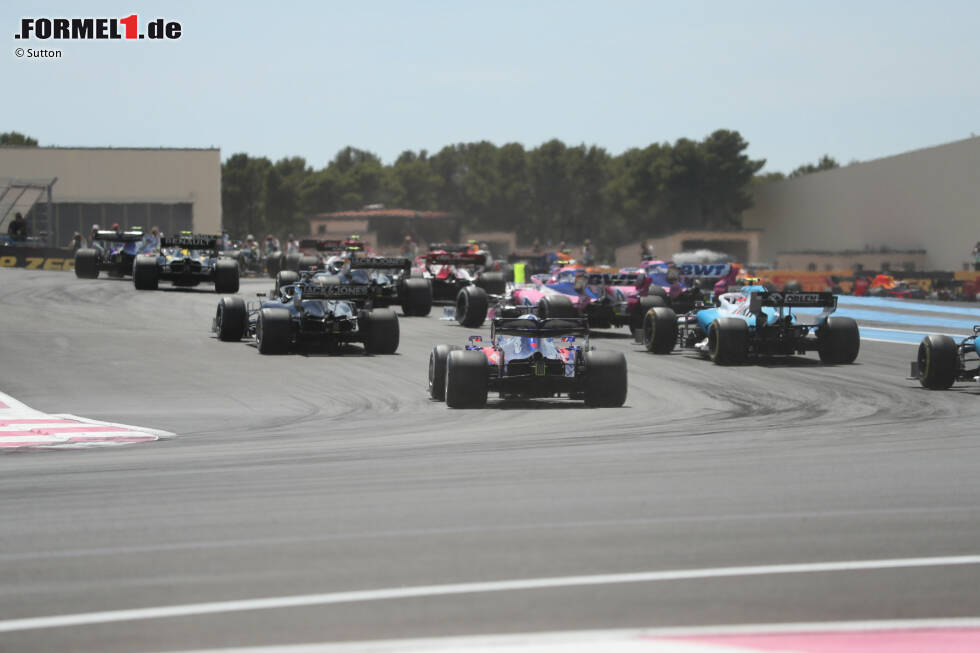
[1,268,979,652]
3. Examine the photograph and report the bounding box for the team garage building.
[0,147,220,268]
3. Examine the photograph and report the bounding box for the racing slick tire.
[536,294,577,320]
[643,307,677,354]
[647,284,668,301]
[429,344,463,400]
[361,308,400,354]
[709,318,748,365]
[282,253,302,272]
[916,334,958,389]
[214,259,241,294]
[400,278,433,317]
[298,255,318,271]
[275,270,300,295]
[476,271,506,296]
[630,295,667,334]
[445,350,488,408]
[257,308,291,354]
[216,296,247,341]
[817,316,860,364]
[74,248,100,279]
[266,253,282,278]
[456,285,489,328]
[584,350,628,407]
[132,255,159,290]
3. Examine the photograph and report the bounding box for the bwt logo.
[679,263,732,278]
[15,16,182,40]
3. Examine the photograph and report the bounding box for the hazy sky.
[4,1,978,173]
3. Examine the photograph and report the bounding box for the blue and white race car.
[641,285,860,365]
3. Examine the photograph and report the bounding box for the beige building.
[743,136,980,271]
[0,147,222,245]
[615,230,761,268]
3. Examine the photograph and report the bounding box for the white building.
[0,147,221,245]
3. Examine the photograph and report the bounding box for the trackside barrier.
[0,246,76,271]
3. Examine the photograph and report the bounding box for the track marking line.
[0,391,173,450]
[2,555,980,633]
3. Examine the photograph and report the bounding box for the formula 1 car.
[212,277,399,355]
[641,287,860,365]
[74,229,146,279]
[428,314,627,408]
[273,254,433,317]
[909,327,979,389]
[132,234,240,293]
[279,238,358,273]
[417,244,506,301]
[453,267,667,331]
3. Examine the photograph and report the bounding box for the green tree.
[789,154,839,178]
[222,153,271,238]
[0,132,38,146]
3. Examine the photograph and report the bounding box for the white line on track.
[2,555,980,633]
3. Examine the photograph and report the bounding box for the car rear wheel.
[361,309,400,354]
[74,248,100,279]
[275,270,300,295]
[584,350,628,407]
[214,259,240,294]
[456,285,489,327]
[536,294,577,319]
[445,350,488,408]
[216,296,247,341]
[257,308,291,354]
[643,307,677,354]
[916,334,958,389]
[709,318,748,365]
[400,278,433,316]
[428,344,462,400]
[477,271,506,295]
[817,316,860,364]
[132,255,159,290]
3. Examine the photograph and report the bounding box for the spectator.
[973,241,980,271]
[264,233,281,256]
[286,233,300,254]
[400,235,417,257]
[142,226,161,253]
[531,239,543,254]
[640,240,654,261]
[7,212,28,241]
[582,239,596,266]
[68,232,83,251]
[89,224,103,252]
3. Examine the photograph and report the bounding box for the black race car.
[74,229,145,279]
[909,326,979,389]
[273,254,433,317]
[133,234,240,293]
[212,276,398,355]
[428,314,627,408]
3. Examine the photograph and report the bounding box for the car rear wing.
[428,243,472,253]
[295,284,372,301]
[348,256,412,271]
[749,291,837,309]
[426,252,487,266]
[491,317,590,338]
[160,235,220,251]
[586,272,642,286]
[93,230,144,242]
